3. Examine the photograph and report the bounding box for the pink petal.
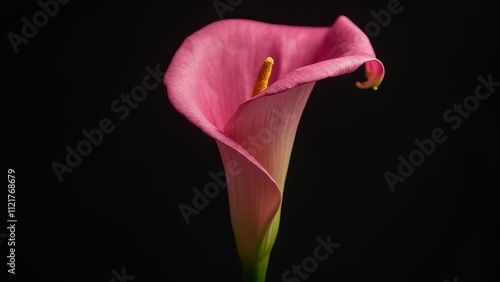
[164,15,385,263]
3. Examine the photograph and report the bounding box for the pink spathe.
[165,15,384,268]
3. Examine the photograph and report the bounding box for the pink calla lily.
[164,15,384,281]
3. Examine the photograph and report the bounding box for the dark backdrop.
[3,0,499,281]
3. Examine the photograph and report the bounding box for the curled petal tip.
[355,60,385,91]
[355,74,383,90]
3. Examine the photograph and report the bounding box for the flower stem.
[243,255,270,282]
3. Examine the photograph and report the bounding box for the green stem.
[243,255,270,282]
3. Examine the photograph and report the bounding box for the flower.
[164,15,384,281]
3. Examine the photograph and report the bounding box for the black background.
[3,0,499,281]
